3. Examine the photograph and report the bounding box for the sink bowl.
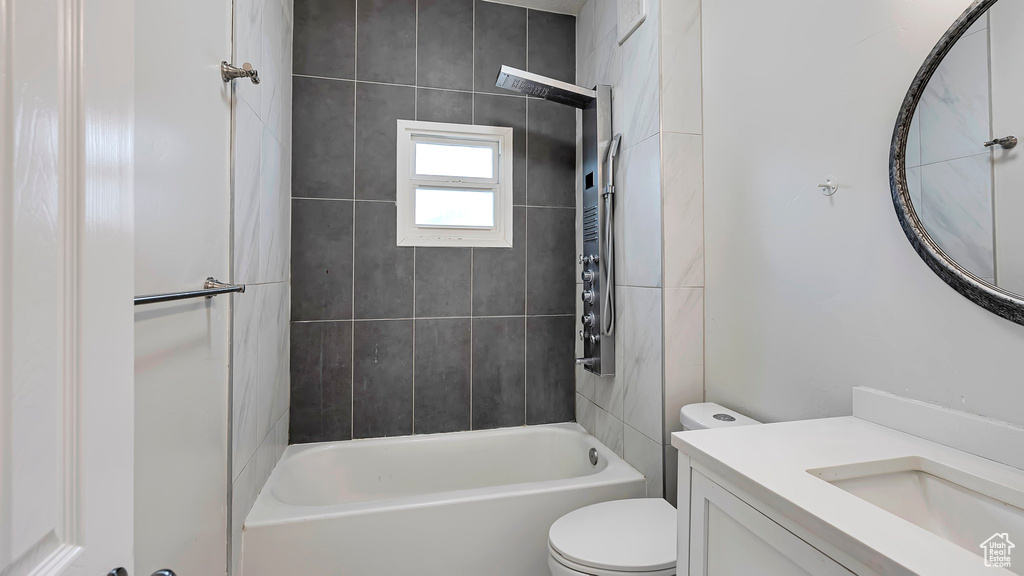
[810,456,1024,569]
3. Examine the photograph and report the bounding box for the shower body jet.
[495,66,616,377]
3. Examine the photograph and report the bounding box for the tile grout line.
[657,0,667,459]
[471,0,476,124]
[225,11,238,561]
[414,0,419,121]
[317,325,325,440]
[411,0,419,435]
[470,0,476,431]
[291,196,575,209]
[351,0,358,441]
[700,0,710,448]
[412,249,417,434]
[293,314,575,324]
[470,247,474,430]
[524,8,531,426]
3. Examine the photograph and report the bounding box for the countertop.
[672,416,1023,575]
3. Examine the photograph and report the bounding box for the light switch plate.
[617,0,647,45]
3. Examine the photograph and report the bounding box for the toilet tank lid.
[680,403,761,430]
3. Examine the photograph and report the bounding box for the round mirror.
[891,0,1024,325]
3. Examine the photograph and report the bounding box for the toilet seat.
[547,498,676,576]
[549,544,675,576]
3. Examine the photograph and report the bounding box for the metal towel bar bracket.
[221,61,260,85]
[984,135,1017,150]
[134,277,245,306]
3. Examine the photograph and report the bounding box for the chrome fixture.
[984,135,1017,149]
[221,61,260,84]
[134,277,244,306]
[588,448,599,465]
[496,66,616,375]
[818,176,838,196]
[495,66,596,109]
[601,134,622,335]
[578,92,617,376]
[581,290,596,305]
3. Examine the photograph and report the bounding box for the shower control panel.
[577,85,615,376]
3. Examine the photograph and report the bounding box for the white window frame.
[396,119,514,248]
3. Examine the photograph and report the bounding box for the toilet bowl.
[548,498,676,576]
[548,403,761,575]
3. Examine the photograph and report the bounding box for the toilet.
[548,403,761,576]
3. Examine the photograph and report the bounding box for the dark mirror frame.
[890,0,1024,326]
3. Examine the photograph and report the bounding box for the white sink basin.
[810,456,1024,568]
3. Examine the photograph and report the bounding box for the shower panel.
[495,66,616,376]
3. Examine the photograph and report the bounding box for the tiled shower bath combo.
[289,0,579,442]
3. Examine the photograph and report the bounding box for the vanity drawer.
[687,471,854,576]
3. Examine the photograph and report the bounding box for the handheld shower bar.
[601,134,622,336]
[495,65,616,376]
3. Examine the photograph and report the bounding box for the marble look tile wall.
[230,0,293,573]
[659,0,705,506]
[909,20,995,284]
[289,0,578,444]
[575,0,706,505]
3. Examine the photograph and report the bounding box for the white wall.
[703,0,1024,427]
[230,0,293,573]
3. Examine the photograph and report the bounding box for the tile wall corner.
[230,0,293,573]
[575,0,706,506]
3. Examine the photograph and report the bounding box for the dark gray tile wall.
[289,321,353,443]
[291,0,576,443]
[473,1,527,94]
[292,77,354,199]
[415,318,472,433]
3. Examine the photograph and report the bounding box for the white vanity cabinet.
[673,395,1024,576]
[681,465,855,576]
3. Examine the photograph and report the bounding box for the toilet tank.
[680,403,761,431]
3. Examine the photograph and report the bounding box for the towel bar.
[134,277,244,306]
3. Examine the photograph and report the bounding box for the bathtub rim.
[245,422,644,529]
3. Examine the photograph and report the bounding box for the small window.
[396,120,514,247]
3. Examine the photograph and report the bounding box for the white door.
[0,0,136,575]
[989,2,1024,296]
[133,0,232,574]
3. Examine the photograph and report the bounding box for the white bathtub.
[241,423,646,576]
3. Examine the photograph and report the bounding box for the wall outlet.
[617,0,647,45]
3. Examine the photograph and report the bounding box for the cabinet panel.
[689,471,853,576]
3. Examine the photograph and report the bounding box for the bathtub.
[241,423,646,576]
